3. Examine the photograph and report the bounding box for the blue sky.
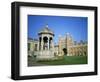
[28,15,87,44]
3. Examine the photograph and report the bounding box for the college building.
[28,24,87,60]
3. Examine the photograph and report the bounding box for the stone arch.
[84,51,86,56]
[50,37,53,40]
[43,36,48,50]
[63,48,67,55]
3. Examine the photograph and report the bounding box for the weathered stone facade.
[58,33,87,56]
[28,24,87,60]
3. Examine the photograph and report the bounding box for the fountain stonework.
[35,24,55,60]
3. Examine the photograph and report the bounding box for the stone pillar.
[37,41,39,51]
[39,37,41,50]
[47,37,49,50]
[50,39,54,50]
[41,36,43,50]
[51,39,54,57]
[51,39,54,50]
[39,38,40,50]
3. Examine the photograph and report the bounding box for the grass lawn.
[37,56,87,65]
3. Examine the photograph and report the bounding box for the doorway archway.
[63,48,67,55]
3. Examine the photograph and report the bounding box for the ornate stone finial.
[45,24,48,28]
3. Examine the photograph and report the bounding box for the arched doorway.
[63,48,67,55]
[43,37,48,50]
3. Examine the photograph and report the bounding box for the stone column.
[37,41,39,51]
[47,37,49,50]
[51,39,54,50]
[39,37,41,50]
[41,36,43,50]
[51,39,54,57]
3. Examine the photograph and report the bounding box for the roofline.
[38,32,55,36]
